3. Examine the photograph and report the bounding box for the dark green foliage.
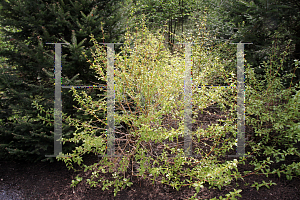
[0,0,128,162]
[220,0,300,87]
[131,0,197,50]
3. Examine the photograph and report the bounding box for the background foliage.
[0,0,300,198]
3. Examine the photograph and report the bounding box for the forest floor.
[1,105,300,199]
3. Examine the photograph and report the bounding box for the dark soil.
[1,104,300,199]
[0,157,300,200]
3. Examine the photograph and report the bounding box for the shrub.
[54,19,241,198]
[245,40,300,180]
[34,18,300,199]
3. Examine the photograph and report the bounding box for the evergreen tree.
[220,0,300,87]
[0,0,129,162]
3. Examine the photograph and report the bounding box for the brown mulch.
[1,104,300,199]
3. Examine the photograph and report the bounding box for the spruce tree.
[0,0,129,162]
[220,0,300,87]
